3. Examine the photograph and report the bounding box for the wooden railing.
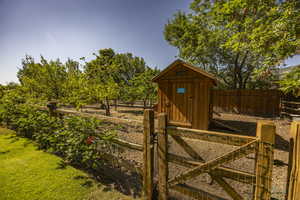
[281,100,300,119]
[43,104,155,200]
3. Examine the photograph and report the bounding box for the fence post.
[287,121,300,200]
[47,101,57,117]
[157,113,168,200]
[143,109,155,200]
[254,121,275,200]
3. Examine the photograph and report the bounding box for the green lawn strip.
[0,128,134,200]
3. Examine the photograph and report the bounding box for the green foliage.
[18,55,67,101]
[279,66,300,96]
[0,87,27,127]
[0,91,116,168]
[164,0,300,89]
[16,48,157,111]
[0,129,131,200]
[126,67,159,107]
[84,48,153,114]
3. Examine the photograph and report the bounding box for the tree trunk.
[114,99,117,111]
[105,97,110,116]
[143,99,147,109]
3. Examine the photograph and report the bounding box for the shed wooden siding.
[156,62,215,130]
[212,89,281,116]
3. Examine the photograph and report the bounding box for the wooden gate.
[157,113,275,200]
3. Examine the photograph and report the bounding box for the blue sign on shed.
[177,88,186,94]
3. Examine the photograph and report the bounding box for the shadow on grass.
[54,159,142,198]
[210,119,290,152]
[5,135,20,143]
[0,150,10,154]
[56,160,68,170]
[73,163,142,198]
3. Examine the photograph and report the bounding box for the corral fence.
[44,103,155,199]
[81,99,155,110]
[157,112,275,200]
[44,103,300,200]
[212,89,281,117]
[281,101,300,120]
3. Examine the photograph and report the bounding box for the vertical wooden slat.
[157,113,168,200]
[211,90,280,116]
[254,121,275,200]
[287,121,300,200]
[143,109,155,200]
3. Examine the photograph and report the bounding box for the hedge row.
[0,89,116,168]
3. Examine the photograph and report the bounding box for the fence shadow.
[210,119,289,152]
[68,162,143,198]
[118,109,144,116]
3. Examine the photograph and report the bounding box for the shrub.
[0,90,116,169]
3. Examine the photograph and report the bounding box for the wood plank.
[254,121,275,200]
[101,153,142,175]
[168,136,245,199]
[143,109,155,200]
[167,153,256,184]
[56,108,143,125]
[168,126,256,146]
[111,138,143,151]
[282,100,300,105]
[210,175,243,200]
[170,135,204,162]
[157,113,168,200]
[171,184,227,200]
[168,140,258,187]
[288,122,300,200]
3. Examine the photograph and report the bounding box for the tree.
[84,49,120,116]
[279,66,300,97]
[18,55,67,101]
[164,0,300,89]
[84,49,151,115]
[61,59,89,109]
[112,53,147,101]
[127,67,159,108]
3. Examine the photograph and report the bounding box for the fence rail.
[42,104,155,200]
[281,100,300,119]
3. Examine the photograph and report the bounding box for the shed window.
[177,88,186,94]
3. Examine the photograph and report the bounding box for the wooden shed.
[152,59,217,130]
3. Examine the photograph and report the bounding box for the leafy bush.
[0,90,116,169]
[279,66,300,97]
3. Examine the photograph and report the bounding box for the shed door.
[169,81,193,127]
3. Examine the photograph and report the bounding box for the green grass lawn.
[0,127,134,200]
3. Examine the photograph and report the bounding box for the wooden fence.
[157,113,276,200]
[281,101,300,120]
[45,103,283,200]
[45,104,155,200]
[287,121,300,200]
[212,89,281,116]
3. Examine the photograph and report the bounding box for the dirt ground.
[63,106,291,200]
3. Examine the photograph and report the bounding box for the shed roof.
[152,59,217,85]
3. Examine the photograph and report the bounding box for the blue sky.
[0,0,299,84]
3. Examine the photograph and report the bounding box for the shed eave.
[152,59,217,85]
